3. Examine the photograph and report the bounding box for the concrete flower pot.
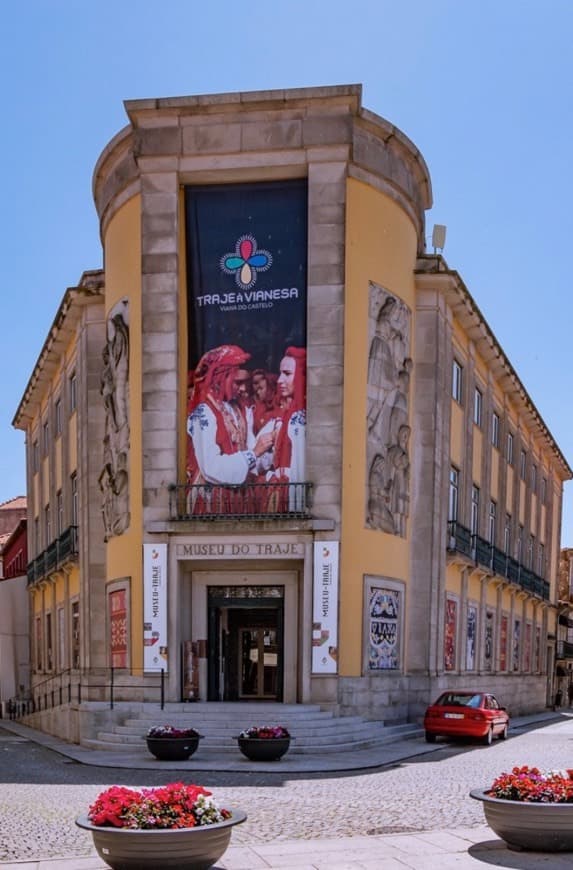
[76,808,247,870]
[236,736,291,761]
[470,788,573,851]
[146,735,203,761]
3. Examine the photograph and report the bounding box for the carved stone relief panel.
[99,298,130,541]
[366,282,411,536]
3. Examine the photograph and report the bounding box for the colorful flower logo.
[220,235,272,290]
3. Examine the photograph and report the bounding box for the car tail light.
[468,711,485,721]
[426,709,439,718]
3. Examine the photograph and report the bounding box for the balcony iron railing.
[446,521,550,600]
[557,641,573,660]
[27,525,78,585]
[168,482,312,521]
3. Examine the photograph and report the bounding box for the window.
[528,535,535,569]
[449,467,459,522]
[506,432,514,465]
[452,360,463,403]
[46,612,53,671]
[492,412,500,448]
[71,473,78,526]
[504,514,511,555]
[56,490,64,536]
[531,464,537,493]
[538,543,545,577]
[71,601,80,669]
[35,617,43,671]
[69,372,77,412]
[44,504,51,546]
[541,477,547,504]
[517,525,524,563]
[34,517,40,553]
[470,485,480,535]
[473,388,482,427]
[520,450,527,480]
[55,399,62,436]
[58,607,66,670]
[43,420,49,455]
[488,500,496,545]
[32,440,39,474]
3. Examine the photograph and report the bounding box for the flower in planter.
[88,782,231,829]
[238,725,290,739]
[488,766,573,803]
[147,725,200,739]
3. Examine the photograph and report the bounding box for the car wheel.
[425,731,437,743]
[482,726,494,746]
[499,724,508,740]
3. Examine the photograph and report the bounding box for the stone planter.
[76,808,247,870]
[146,735,203,761]
[236,736,291,761]
[470,788,573,851]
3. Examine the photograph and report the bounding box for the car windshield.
[436,693,482,708]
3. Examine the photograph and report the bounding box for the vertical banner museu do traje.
[184,181,308,510]
[143,543,168,671]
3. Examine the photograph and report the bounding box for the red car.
[423,691,509,745]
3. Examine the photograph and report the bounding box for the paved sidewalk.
[3,825,573,868]
[0,710,570,868]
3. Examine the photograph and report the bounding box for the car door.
[488,694,503,732]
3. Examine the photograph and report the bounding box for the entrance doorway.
[207,587,284,701]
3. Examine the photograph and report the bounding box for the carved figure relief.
[366,283,411,536]
[99,298,130,541]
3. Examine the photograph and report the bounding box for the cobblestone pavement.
[1,717,573,864]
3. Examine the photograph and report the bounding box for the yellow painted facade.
[102,195,144,667]
[340,177,417,676]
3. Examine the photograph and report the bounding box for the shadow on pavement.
[469,839,573,867]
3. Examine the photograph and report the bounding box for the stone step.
[138,702,327,714]
[119,714,372,731]
[96,725,385,745]
[83,725,422,755]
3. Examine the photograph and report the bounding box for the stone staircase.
[82,702,421,754]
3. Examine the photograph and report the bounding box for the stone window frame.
[106,578,131,671]
[362,575,405,676]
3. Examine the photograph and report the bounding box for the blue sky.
[1,1,572,540]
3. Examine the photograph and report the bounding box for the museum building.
[12,85,571,743]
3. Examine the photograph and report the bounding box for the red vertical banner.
[500,614,508,671]
[524,623,532,671]
[109,589,127,668]
[444,598,457,670]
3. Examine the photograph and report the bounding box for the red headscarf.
[274,346,306,471]
[188,345,250,414]
[282,346,306,411]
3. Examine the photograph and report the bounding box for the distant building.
[13,85,572,744]
[0,498,29,705]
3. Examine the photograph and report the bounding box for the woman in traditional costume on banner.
[186,344,274,514]
[266,346,307,512]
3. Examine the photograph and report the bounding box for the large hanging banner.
[312,541,340,674]
[143,543,168,671]
[184,181,308,514]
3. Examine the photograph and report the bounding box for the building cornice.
[12,270,105,430]
[415,255,572,480]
